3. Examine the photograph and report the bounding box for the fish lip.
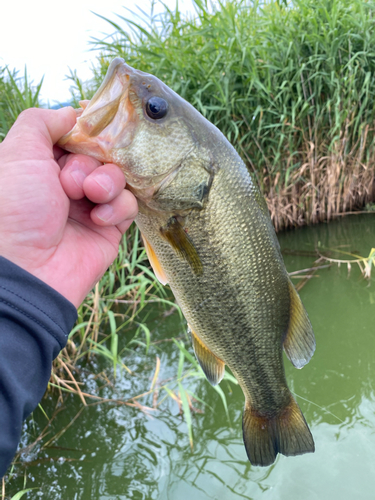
[82,58,132,114]
[57,58,136,158]
[58,58,189,200]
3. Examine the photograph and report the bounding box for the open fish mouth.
[58,58,138,163]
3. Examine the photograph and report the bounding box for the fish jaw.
[57,57,202,204]
[58,58,139,166]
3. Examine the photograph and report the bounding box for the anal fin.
[190,326,225,386]
[142,234,168,286]
[283,280,316,369]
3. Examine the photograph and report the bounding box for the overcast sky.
[0,0,195,105]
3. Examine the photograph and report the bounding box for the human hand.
[0,107,138,308]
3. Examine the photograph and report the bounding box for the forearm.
[0,257,77,477]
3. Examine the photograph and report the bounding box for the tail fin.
[242,396,314,467]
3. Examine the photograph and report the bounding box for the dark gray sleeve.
[0,257,77,477]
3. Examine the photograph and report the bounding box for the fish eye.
[146,96,168,120]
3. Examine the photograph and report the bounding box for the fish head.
[59,58,216,205]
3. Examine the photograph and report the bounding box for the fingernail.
[71,169,86,188]
[96,204,113,222]
[94,173,113,194]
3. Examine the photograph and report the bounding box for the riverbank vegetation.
[2,0,375,396]
[85,0,375,230]
[2,0,375,488]
[0,67,42,140]
[3,0,375,229]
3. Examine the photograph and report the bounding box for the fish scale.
[137,148,300,426]
[59,57,316,467]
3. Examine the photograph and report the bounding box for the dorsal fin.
[190,326,225,386]
[283,280,316,369]
[160,217,203,276]
[141,234,168,285]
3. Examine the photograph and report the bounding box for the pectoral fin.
[283,280,316,369]
[142,235,168,285]
[190,327,225,386]
[160,217,203,276]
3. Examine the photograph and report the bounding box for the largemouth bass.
[59,58,316,466]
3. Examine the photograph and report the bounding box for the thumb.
[41,107,78,144]
[3,107,77,159]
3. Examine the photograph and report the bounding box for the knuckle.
[17,108,47,128]
[18,107,41,120]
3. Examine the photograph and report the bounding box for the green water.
[7,215,375,499]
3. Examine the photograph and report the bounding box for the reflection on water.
[7,215,375,499]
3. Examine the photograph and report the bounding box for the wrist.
[0,251,88,309]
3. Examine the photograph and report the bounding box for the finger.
[68,198,124,253]
[53,144,68,162]
[116,219,134,235]
[90,189,138,227]
[3,107,77,160]
[83,164,126,204]
[60,154,103,200]
[42,107,77,144]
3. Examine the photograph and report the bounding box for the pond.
[5,214,375,499]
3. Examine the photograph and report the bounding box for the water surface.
[6,214,375,499]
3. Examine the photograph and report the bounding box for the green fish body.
[59,58,316,466]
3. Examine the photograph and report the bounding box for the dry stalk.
[264,124,375,231]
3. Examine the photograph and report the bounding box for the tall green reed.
[53,226,173,386]
[89,0,375,229]
[0,66,43,140]
[4,0,375,448]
